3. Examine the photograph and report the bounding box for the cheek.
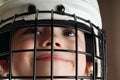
[78,39,86,51]
[70,54,86,76]
[12,38,34,75]
[65,39,85,51]
[12,38,34,50]
[78,55,86,75]
[66,41,76,50]
[12,52,33,76]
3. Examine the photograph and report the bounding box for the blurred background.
[98,0,120,80]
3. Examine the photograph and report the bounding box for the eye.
[63,29,76,37]
[23,28,42,35]
[23,28,35,35]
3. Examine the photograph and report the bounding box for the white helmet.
[0,0,106,80]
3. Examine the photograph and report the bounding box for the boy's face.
[12,26,87,77]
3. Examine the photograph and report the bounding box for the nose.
[39,35,62,48]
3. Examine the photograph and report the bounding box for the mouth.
[36,54,70,62]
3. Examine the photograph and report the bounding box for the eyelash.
[22,28,76,37]
[23,28,42,35]
[63,29,76,37]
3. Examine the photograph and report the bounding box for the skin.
[11,26,90,80]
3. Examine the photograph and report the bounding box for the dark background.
[98,0,120,80]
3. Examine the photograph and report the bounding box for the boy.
[0,0,106,80]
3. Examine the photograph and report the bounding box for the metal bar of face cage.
[73,14,78,80]
[104,40,107,80]
[0,10,106,80]
[9,14,17,80]
[51,10,54,80]
[33,9,39,80]
[89,21,96,80]
[102,32,106,80]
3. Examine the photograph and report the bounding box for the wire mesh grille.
[0,10,106,80]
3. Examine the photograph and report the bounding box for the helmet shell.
[0,0,102,28]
